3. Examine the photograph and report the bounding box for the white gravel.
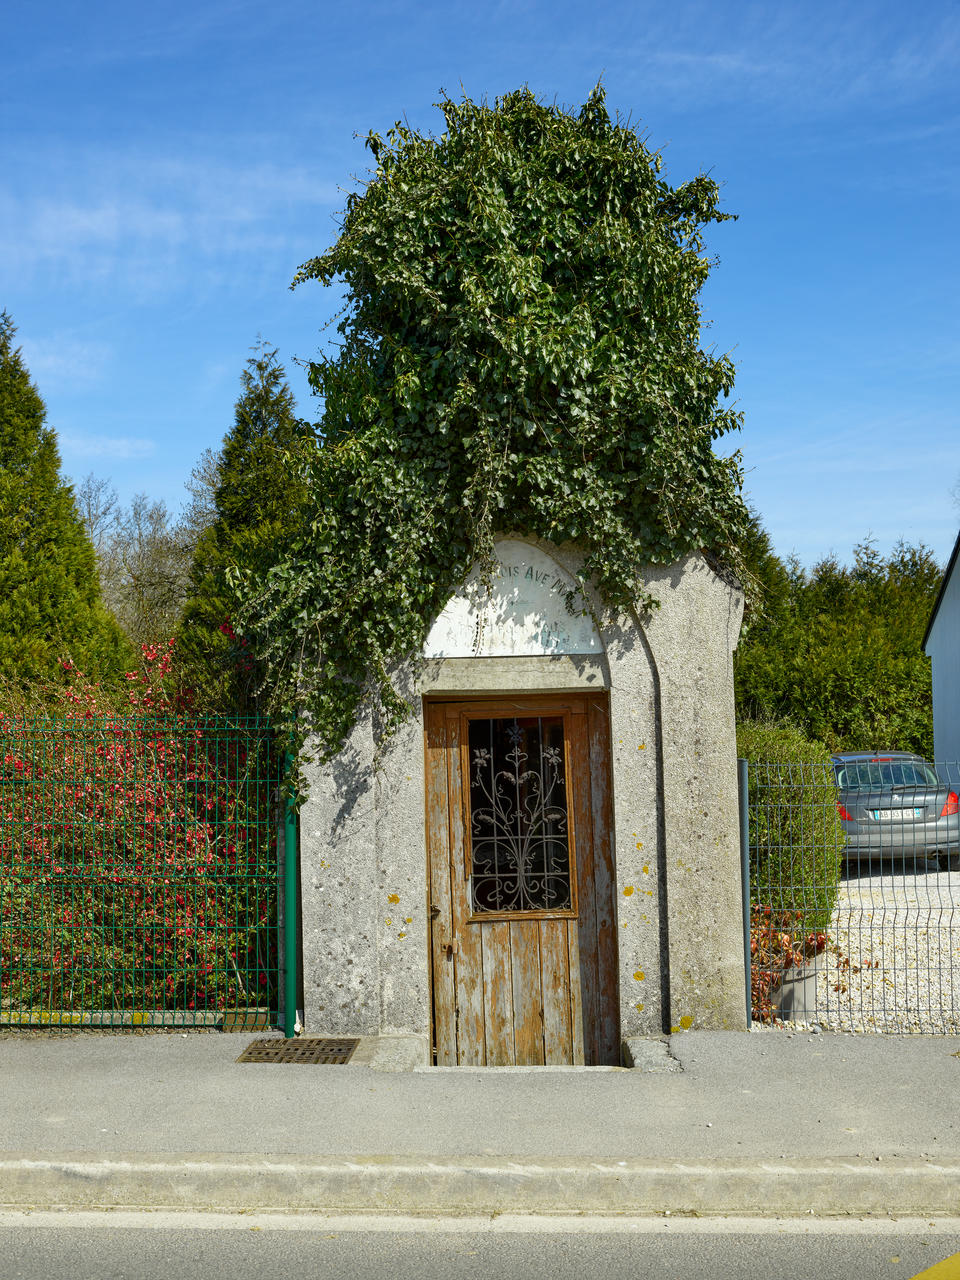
[765,863,960,1034]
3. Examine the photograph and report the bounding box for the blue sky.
[4,1,959,567]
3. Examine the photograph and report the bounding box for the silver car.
[831,752,960,868]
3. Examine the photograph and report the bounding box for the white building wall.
[926,556,960,766]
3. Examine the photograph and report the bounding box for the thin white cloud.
[648,49,779,79]
[744,428,958,477]
[561,5,960,116]
[18,335,112,388]
[59,434,156,460]
[17,1,262,74]
[0,150,341,295]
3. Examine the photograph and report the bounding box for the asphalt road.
[2,1213,959,1280]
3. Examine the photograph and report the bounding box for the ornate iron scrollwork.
[468,716,572,912]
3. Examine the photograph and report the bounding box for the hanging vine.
[229,85,748,774]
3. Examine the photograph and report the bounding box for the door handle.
[441,938,461,959]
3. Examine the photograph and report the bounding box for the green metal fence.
[0,716,285,1030]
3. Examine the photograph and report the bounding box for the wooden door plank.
[539,917,572,1064]
[448,707,486,1065]
[588,696,620,1064]
[424,702,457,1066]
[510,919,544,1065]
[481,920,515,1065]
[568,706,599,1064]
[565,916,586,1065]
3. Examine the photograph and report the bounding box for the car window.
[835,763,880,788]
[891,761,939,786]
[835,760,938,788]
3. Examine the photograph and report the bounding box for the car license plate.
[874,807,922,820]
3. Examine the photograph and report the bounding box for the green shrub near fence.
[738,718,844,1022]
[738,718,843,935]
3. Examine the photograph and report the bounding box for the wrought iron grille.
[0,716,282,1031]
[744,758,960,1033]
[467,715,572,913]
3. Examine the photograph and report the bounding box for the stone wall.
[299,540,746,1047]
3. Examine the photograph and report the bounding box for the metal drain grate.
[236,1036,359,1065]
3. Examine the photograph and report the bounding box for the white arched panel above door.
[423,539,602,658]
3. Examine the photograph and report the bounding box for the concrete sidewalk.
[1,1030,958,1216]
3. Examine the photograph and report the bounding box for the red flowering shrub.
[0,644,279,1019]
[750,904,827,1023]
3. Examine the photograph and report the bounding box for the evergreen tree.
[178,342,313,709]
[0,311,129,686]
[736,508,793,641]
[734,525,940,756]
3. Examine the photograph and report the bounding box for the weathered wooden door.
[425,694,618,1066]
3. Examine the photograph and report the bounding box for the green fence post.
[283,750,299,1039]
[738,757,752,1029]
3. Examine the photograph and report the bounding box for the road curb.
[2,1153,959,1216]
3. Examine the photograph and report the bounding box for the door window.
[466,715,575,915]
